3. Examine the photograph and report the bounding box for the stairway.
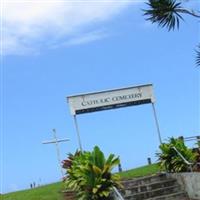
[62,190,76,200]
[120,173,189,200]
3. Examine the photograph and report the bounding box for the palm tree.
[143,0,200,65]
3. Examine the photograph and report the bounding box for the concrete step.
[121,173,167,188]
[145,191,189,200]
[62,190,76,200]
[124,185,181,200]
[121,178,177,196]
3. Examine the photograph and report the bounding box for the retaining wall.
[167,172,200,200]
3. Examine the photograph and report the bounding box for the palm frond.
[143,0,184,31]
[196,45,200,66]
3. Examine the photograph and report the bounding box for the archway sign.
[67,84,162,151]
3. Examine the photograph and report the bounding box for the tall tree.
[143,0,200,66]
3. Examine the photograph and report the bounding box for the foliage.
[196,46,200,66]
[63,146,121,200]
[143,0,200,65]
[157,137,197,172]
[198,141,200,148]
[143,0,184,31]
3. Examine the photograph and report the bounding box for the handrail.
[112,186,125,200]
[184,135,200,139]
[180,135,200,142]
[171,146,193,172]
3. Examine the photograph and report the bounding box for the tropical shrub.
[197,137,200,148]
[62,146,121,200]
[157,137,197,172]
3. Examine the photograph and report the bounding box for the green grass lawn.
[2,163,160,200]
[118,163,160,179]
[1,182,65,200]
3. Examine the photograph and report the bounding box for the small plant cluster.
[197,137,200,149]
[62,146,121,200]
[157,137,199,172]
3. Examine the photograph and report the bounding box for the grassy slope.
[119,163,160,179]
[2,164,160,200]
[2,182,64,200]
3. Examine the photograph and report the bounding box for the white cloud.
[67,30,107,45]
[2,0,138,55]
[51,29,108,48]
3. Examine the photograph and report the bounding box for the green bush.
[197,140,200,148]
[157,137,197,172]
[62,146,121,200]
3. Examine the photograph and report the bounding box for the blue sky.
[1,0,199,194]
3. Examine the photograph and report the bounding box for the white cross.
[42,129,70,178]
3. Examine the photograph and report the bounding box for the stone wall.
[167,173,200,200]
